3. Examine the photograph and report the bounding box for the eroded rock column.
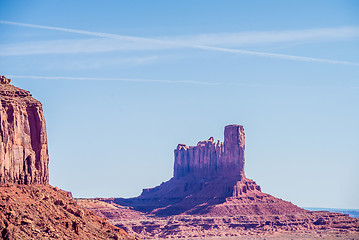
[223,124,245,178]
[173,124,245,180]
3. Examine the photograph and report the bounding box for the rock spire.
[174,124,245,179]
[86,124,359,239]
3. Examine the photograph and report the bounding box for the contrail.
[7,75,221,85]
[8,75,359,89]
[0,20,173,45]
[1,20,359,66]
[194,45,359,66]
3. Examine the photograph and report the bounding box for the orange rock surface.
[0,75,48,185]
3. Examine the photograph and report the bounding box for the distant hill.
[304,207,359,218]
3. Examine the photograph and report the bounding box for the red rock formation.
[80,199,359,239]
[0,184,136,240]
[88,124,359,238]
[224,124,245,177]
[174,124,245,179]
[115,124,281,216]
[0,75,136,240]
[0,75,49,185]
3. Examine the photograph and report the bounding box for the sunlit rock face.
[84,124,359,239]
[113,124,283,216]
[174,124,245,179]
[0,75,49,185]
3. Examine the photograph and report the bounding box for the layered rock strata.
[0,75,49,185]
[80,199,359,239]
[113,124,304,216]
[88,124,359,238]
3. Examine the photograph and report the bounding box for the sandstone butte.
[79,125,359,239]
[0,75,136,240]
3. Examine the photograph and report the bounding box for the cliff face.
[174,124,245,179]
[0,75,135,240]
[0,75,49,185]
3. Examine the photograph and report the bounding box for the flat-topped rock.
[174,124,245,180]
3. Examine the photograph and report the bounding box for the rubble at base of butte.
[0,75,136,240]
[79,124,359,239]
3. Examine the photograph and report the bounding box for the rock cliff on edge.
[0,75,49,185]
[0,75,135,240]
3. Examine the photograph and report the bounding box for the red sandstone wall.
[0,76,49,184]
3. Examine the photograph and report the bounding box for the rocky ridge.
[0,184,135,240]
[82,125,359,239]
[0,75,135,240]
[78,199,359,239]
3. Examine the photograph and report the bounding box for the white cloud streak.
[0,20,169,44]
[194,45,359,66]
[0,38,171,56]
[7,75,220,85]
[8,75,359,89]
[1,20,359,66]
[160,27,359,46]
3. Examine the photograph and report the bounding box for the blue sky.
[1,0,359,209]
